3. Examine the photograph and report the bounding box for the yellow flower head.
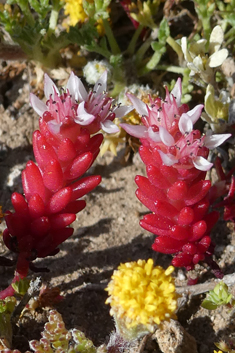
[106,259,178,331]
[63,0,105,35]
[64,0,88,26]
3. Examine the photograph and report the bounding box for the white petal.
[193,156,213,171]
[187,104,204,124]
[75,101,95,125]
[30,93,47,116]
[113,105,133,118]
[66,72,88,102]
[44,74,59,99]
[209,25,224,53]
[208,49,228,68]
[93,71,107,96]
[126,93,148,116]
[179,113,193,134]
[148,127,161,142]
[181,37,192,63]
[158,150,177,166]
[120,123,148,138]
[159,126,175,146]
[101,120,119,134]
[204,133,231,149]
[170,77,182,106]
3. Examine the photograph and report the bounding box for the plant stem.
[155,65,186,74]
[49,9,59,32]
[103,19,121,55]
[126,25,143,56]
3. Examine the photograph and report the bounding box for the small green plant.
[29,310,96,353]
[201,282,235,310]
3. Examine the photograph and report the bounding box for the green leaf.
[201,299,218,310]
[158,18,170,44]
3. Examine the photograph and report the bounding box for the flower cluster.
[106,259,177,337]
[121,78,230,271]
[181,25,228,86]
[1,72,131,299]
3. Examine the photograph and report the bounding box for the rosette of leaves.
[201,282,235,310]
[29,310,96,353]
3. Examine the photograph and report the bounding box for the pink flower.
[121,78,230,171]
[30,71,133,135]
[121,78,231,274]
[1,72,132,298]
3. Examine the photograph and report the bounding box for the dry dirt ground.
[1,63,235,353]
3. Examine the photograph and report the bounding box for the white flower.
[181,26,228,85]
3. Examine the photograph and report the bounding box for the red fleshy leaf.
[28,194,46,219]
[167,181,188,200]
[33,131,58,170]
[184,180,211,206]
[170,225,190,240]
[152,236,186,254]
[172,253,193,267]
[153,200,179,219]
[57,138,77,162]
[140,220,172,236]
[135,175,166,201]
[30,217,50,237]
[11,192,29,218]
[64,152,93,181]
[147,165,172,189]
[63,200,86,213]
[47,187,72,214]
[192,198,210,222]
[189,220,207,242]
[49,213,76,229]
[22,161,49,203]
[178,207,194,225]
[71,175,101,201]
[43,159,64,193]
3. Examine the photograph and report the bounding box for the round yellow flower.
[64,0,88,26]
[63,0,105,35]
[106,259,178,331]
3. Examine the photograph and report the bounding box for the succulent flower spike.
[121,79,231,273]
[1,72,131,299]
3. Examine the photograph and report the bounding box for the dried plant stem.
[0,43,27,60]
[176,272,235,296]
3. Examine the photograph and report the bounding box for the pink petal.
[170,77,182,106]
[120,123,148,138]
[126,93,148,116]
[193,156,213,171]
[66,72,88,102]
[148,127,161,142]
[44,74,59,99]
[94,71,107,96]
[158,150,177,166]
[204,133,231,149]
[179,113,193,134]
[30,93,47,116]
[114,105,133,118]
[75,101,95,125]
[187,104,204,124]
[159,126,175,146]
[101,120,119,133]
[48,120,61,134]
